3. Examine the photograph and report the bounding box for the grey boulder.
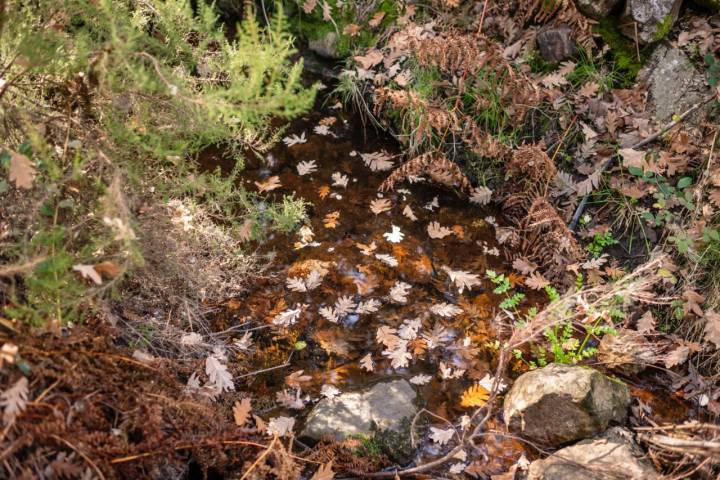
[537,26,577,63]
[301,379,417,440]
[619,0,682,44]
[504,364,630,445]
[308,31,341,59]
[528,428,659,479]
[639,45,712,124]
[576,0,623,19]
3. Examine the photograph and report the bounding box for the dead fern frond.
[507,145,557,184]
[380,152,472,193]
[503,191,584,280]
[516,0,595,51]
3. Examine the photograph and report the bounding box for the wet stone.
[301,379,417,441]
[503,364,630,446]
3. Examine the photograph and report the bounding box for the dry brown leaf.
[343,24,361,36]
[578,81,599,98]
[665,345,689,368]
[683,288,705,317]
[636,311,655,334]
[311,461,335,480]
[368,11,385,28]
[93,261,122,280]
[9,151,37,189]
[525,271,549,290]
[302,0,317,13]
[704,310,720,349]
[354,50,383,70]
[233,398,252,426]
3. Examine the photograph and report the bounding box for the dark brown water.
[199,98,693,474]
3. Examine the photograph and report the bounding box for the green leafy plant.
[587,231,619,257]
[486,270,525,311]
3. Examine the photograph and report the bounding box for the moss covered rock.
[619,0,682,44]
[504,364,630,446]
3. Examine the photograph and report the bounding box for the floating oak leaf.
[442,266,481,294]
[409,374,432,385]
[360,151,394,171]
[370,198,392,215]
[383,225,404,243]
[323,211,340,229]
[233,398,252,426]
[357,298,381,314]
[331,172,348,188]
[375,253,398,267]
[427,221,453,239]
[360,353,374,371]
[430,302,462,317]
[255,176,281,193]
[282,132,306,147]
[389,281,411,304]
[297,160,317,176]
[402,205,418,221]
[469,186,492,205]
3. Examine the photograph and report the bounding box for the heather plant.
[0,0,316,326]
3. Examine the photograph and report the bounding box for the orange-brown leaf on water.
[314,329,351,357]
[318,185,331,199]
[354,273,379,296]
[323,211,340,229]
[451,225,465,240]
[413,254,434,277]
[233,398,252,426]
[392,244,409,263]
[460,384,490,408]
[288,259,335,277]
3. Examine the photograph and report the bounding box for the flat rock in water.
[639,45,711,123]
[301,379,417,440]
[619,0,682,44]
[528,428,660,479]
[503,364,630,445]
